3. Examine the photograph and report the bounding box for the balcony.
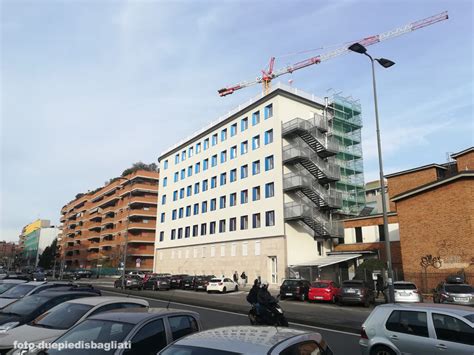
[128,209,157,218]
[127,234,155,244]
[128,196,158,206]
[127,221,156,231]
[118,183,158,197]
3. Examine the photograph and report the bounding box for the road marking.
[102,289,359,337]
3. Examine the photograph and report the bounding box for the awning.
[289,253,362,268]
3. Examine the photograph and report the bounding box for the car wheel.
[222,287,227,294]
[370,345,396,355]
[300,293,306,302]
[152,284,156,291]
[234,285,238,292]
[331,295,336,304]
[207,291,211,294]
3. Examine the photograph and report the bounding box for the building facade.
[19,219,58,268]
[155,84,365,284]
[59,170,159,272]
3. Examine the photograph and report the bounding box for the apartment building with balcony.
[59,170,159,272]
[155,84,366,284]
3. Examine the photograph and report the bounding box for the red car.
[308,280,340,303]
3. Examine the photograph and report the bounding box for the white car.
[206,278,238,293]
[128,271,146,278]
[0,296,149,353]
[394,281,423,303]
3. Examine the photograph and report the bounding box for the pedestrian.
[376,275,384,298]
[241,271,247,287]
[233,271,239,283]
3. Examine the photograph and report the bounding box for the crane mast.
[218,11,448,97]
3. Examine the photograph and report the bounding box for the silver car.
[393,281,423,303]
[360,303,474,355]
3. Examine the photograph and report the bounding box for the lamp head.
[348,42,367,54]
[376,58,396,68]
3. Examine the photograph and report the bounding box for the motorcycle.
[248,296,289,327]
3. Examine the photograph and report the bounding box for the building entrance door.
[269,256,278,284]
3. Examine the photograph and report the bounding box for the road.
[102,289,362,354]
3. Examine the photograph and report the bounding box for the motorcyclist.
[246,279,260,305]
[257,280,276,321]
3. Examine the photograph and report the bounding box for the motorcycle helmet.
[260,279,269,288]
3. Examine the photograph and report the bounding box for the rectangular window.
[195,162,201,174]
[210,245,216,257]
[241,141,248,155]
[159,231,164,242]
[386,311,429,338]
[252,213,261,228]
[264,129,273,145]
[163,160,168,170]
[220,173,227,186]
[185,226,190,238]
[174,172,179,182]
[240,215,248,230]
[204,138,209,150]
[252,135,260,150]
[161,194,166,205]
[178,228,183,239]
[175,154,179,164]
[203,159,209,171]
[241,189,248,204]
[201,223,207,236]
[202,201,208,213]
[265,210,275,226]
[193,225,199,237]
[178,208,184,219]
[211,155,217,167]
[219,219,226,233]
[230,123,237,136]
[241,165,248,179]
[172,209,177,220]
[194,182,200,194]
[265,155,274,171]
[264,104,273,119]
[220,150,227,163]
[230,217,237,231]
[212,134,218,146]
[230,146,237,159]
[255,241,261,255]
[160,213,165,223]
[252,186,261,201]
[188,166,192,177]
[202,179,208,191]
[230,193,236,206]
[220,244,226,257]
[242,242,248,256]
[355,227,363,243]
[196,142,201,153]
[211,176,217,189]
[163,177,167,187]
[181,151,186,161]
[252,160,260,175]
[221,129,227,142]
[193,203,199,215]
[252,111,260,126]
[378,225,386,242]
[179,188,184,199]
[220,196,226,209]
[186,185,192,197]
[173,190,178,201]
[188,146,194,157]
[210,198,216,211]
[171,229,176,240]
[231,243,237,257]
[265,182,275,198]
[210,221,216,234]
[241,117,248,131]
[230,169,237,182]
[180,169,185,180]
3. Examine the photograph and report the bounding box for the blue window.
[181,150,186,161]
[161,194,166,205]
[188,146,193,157]
[252,135,260,150]
[160,213,165,223]
[172,210,177,220]
[188,166,193,177]
[241,141,248,155]
[178,228,183,239]
[196,142,201,153]
[202,179,208,191]
[163,177,167,187]
[220,150,227,163]
[241,117,248,131]
[163,160,168,170]
[241,165,248,179]
[265,182,275,198]
[159,231,164,242]
[174,172,179,182]
[180,169,185,180]
[202,201,208,213]
[230,193,236,206]
[171,229,176,240]
[264,104,273,119]
[179,188,184,199]
[186,185,192,197]
[252,186,261,201]
[221,129,227,142]
[195,162,201,174]
[230,123,237,136]
[220,173,226,186]
[220,196,226,209]
[266,210,275,226]
[211,176,217,189]
[203,159,208,171]
[185,226,190,238]
[194,182,200,194]
[194,203,199,215]
[241,190,248,204]
[178,208,184,218]
[204,138,209,150]
[173,190,178,201]
[210,199,216,211]
[211,155,217,167]
[264,129,273,145]
[186,205,191,217]
[212,134,218,146]
[252,160,260,175]
[265,155,274,171]
[175,154,179,164]
[230,169,237,182]
[252,111,260,125]
[230,146,237,159]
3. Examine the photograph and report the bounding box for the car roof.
[172,326,313,353]
[0,279,27,284]
[65,296,148,307]
[378,303,474,317]
[24,281,48,286]
[33,291,98,299]
[87,307,199,324]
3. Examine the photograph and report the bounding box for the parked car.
[393,281,423,303]
[143,277,171,291]
[0,280,27,295]
[76,270,93,278]
[114,276,143,290]
[0,281,74,308]
[181,276,196,290]
[360,303,474,355]
[433,282,474,306]
[159,326,334,355]
[338,280,375,307]
[128,271,146,279]
[308,280,340,303]
[61,271,81,280]
[42,283,102,296]
[170,274,188,289]
[279,279,311,301]
[207,277,239,294]
[44,308,202,355]
[29,272,46,281]
[193,275,215,291]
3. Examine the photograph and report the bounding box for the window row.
[162,104,273,170]
[160,240,262,259]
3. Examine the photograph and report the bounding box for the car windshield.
[464,314,474,323]
[210,279,222,282]
[47,319,134,355]
[0,283,19,294]
[311,282,329,288]
[33,302,93,330]
[282,280,301,286]
[445,285,473,293]
[161,345,240,355]
[2,295,49,316]
[394,283,417,290]
[1,284,36,299]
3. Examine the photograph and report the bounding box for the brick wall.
[455,151,474,171]
[343,214,398,228]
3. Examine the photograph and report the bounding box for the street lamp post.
[117,177,132,289]
[349,42,396,303]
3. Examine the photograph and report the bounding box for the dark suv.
[170,274,188,289]
[338,280,375,307]
[193,275,215,291]
[279,279,311,301]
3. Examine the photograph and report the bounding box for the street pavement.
[101,289,361,354]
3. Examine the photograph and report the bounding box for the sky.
[1,0,472,242]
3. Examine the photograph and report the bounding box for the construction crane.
[218,11,448,97]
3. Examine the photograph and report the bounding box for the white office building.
[155,84,365,284]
